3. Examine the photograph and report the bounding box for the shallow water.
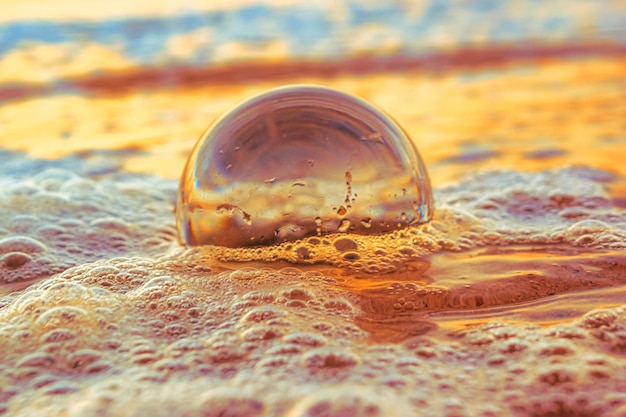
[1,1,626,416]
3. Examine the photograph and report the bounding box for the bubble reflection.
[177,85,433,248]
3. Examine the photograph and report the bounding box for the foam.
[0,168,177,286]
[1,164,626,416]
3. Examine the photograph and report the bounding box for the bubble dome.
[176,85,433,248]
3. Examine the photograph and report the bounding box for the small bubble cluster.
[176,85,433,248]
[0,168,177,286]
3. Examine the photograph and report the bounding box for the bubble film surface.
[176,85,433,248]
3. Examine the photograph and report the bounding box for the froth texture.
[1,166,626,416]
[0,168,177,285]
[2,257,626,416]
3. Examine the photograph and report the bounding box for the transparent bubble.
[176,85,433,248]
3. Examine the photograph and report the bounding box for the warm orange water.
[3,54,625,188]
[1,6,626,415]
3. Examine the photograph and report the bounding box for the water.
[176,85,432,248]
[1,1,626,416]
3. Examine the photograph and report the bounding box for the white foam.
[1,163,625,416]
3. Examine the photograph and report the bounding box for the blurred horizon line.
[1,41,624,105]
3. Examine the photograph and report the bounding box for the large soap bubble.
[176,85,433,248]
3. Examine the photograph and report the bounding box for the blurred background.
[0,0,624,188]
